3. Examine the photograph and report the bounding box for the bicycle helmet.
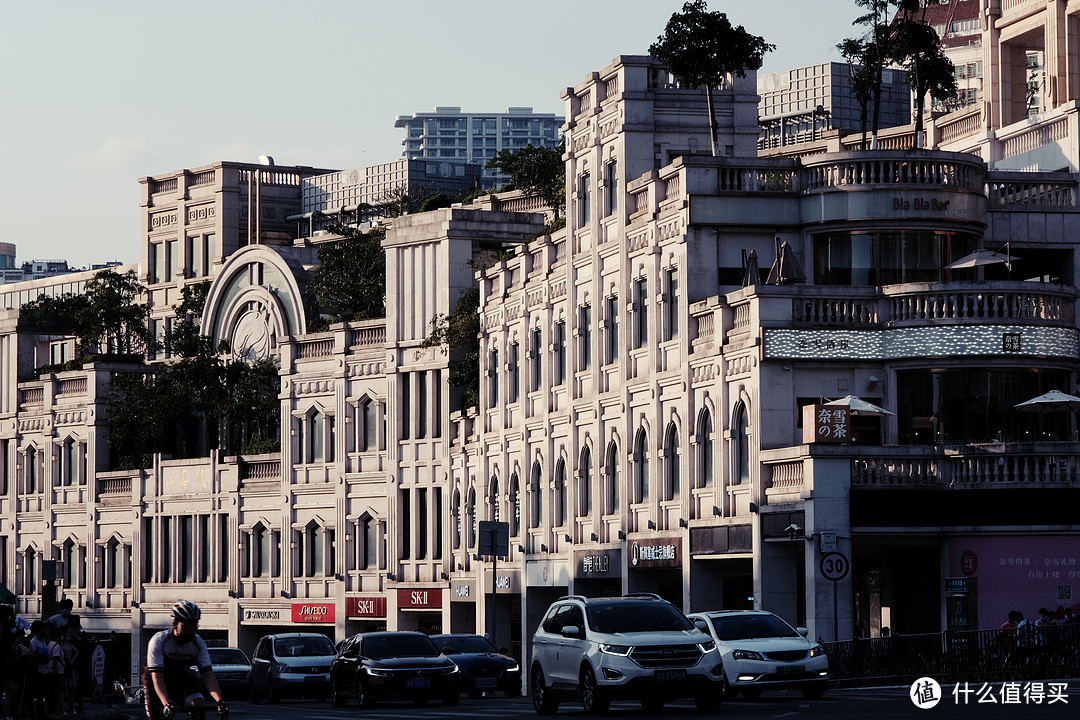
[172,599,201,623]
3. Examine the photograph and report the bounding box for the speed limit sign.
[819,551,849,582]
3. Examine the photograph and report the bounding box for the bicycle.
[159,698,228,720]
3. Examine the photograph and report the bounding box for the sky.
[1,0,860,267]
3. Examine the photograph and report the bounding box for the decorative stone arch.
[202,244,314,363]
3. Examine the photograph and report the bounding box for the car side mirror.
[560,625,582,639]
[797,627,809,637]
[693,619,708,632]
[498,646,509,655]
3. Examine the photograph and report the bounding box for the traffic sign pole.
[819,551,849,642]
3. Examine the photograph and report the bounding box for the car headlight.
[808,644,826,658]
[732,649,765,661]
[365,667,392,677]
[698,640,717,653]
[439,664,460,675]
[507,663,520,673]
[599,644,631,656]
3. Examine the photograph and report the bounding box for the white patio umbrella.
[824,395,896,416]
[945,247,1018,270]
[1013,389,1080,412]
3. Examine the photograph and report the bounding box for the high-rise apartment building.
[395,106,563,189]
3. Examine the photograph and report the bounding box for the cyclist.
[143,600,228,720]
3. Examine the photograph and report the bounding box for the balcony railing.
[852,445,1080,487]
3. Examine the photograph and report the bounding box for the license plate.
[778,665,805,675]
[655,669,686,682]
[406,678,431,688]
[304,675,323,682]
[475,678,497,688]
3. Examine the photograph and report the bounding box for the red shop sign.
[346,596,387,618]
[291,603,335,623]
[397,588,442,609]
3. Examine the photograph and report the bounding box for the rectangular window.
[0,440,7,496]
[665,268,679,340]
[580,306,591,370]
[151,243,164,284]
[180,515,193,582]
[531,328,542,391]
[417,489,428,560]
[327,415,336,462]
[362,518,377,570]
[554,321,566,385]
[167,240,178,281]
[162,516,172,582]
[188,235,203,278]
[635,278,648,348]
[488,350,499,408]
[220,514,229,581]
[434,489,443,560]
[433,370,442,438]
[401,373,411,440]
[605,160,618,217]
[418,371,428,439]
[508,343,519,402]
[206,234,218,270]
[401,490,411,559]
[580,174,591,226]
[199,515,210,582]
[143,518,154,582]
[310,412,324,463]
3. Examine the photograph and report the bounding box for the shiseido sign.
[291,603,335,623]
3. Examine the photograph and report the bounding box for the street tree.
[840,0,900,147]
[649,0,774,157]
[486,137,566,222]
[894,0,957,146]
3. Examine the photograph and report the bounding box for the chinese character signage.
[630,537,681,568]
[574,549,621,579]
[803,404,850,444]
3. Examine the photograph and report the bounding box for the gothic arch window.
[633,428,649,504]
[509,472,521,536]
[453,490,462,550]
[605,440,619,515]
[467,487,477,548]
[579,446,593,517]
[488,475,500,522]
[664,422,680,501]
[554,459,567,527]
[530,461,543,529]
[358,397,376,452]
[697,409,714,488]
[734,401,750,485]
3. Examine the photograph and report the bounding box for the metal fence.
[824,626,1080,687]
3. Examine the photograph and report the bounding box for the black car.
[430,634,521,698]
[207,647,252,700]
[329,631,461,707]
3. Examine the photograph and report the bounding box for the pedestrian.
[58,625,79,717]
[45,600,73,632]
[28,621,51,720]
[0,605,21,720]
[66,615,90,714]
[48,625,66,718]
[1000,610,1018,632]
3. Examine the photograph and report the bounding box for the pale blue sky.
[1,0,858,266]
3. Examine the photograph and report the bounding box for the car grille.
[764,650,808,662]
[629,645,703,668]
[467,667,500,678]
[217,671,246,680]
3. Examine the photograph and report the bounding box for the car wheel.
[694,693,721,712]
[531,666,559,715]
[640,698,664,712]
[579,666,608,715]
[330,679,347,707]
[801,682,827,700]
[357,678,374,708]
[741,688,761,701]
[442,690,460,706]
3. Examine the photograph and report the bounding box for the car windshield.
[709,614,799,641]
[585,602,693,634]
[434,635,497,654]
[208,648,249,665]
[363,634,438,659]
[274,636,335,657]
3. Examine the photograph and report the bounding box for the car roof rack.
[624,592,664,601]
[556,595,590,602]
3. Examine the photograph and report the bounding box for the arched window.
[489,476,500,522]
[63,438,78,486]
[554,460,567,526]
[26,446,37,493]
[634,429,649,503]
[697,409,713,488]
[734,402,749,485]
[359,398,375,452]
[467,488,477,548]
[62,539,77,587]
[664,423,680,501]
[452,490,462,549]
[253,524,271,577]
[509,473,520,536]
[605,441,619,515]
[360,515,378,570]
[579,447,593,517]
[530,462,543,528]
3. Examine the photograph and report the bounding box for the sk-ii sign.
[397,587,443,609]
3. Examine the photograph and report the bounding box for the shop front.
[523,559,569,672]
[449,579,477,634]
[572,548,622,598]
[483,568,522,660]
[345,595,387,636]
[626,536,683,607]
[395,587,443,634]
[238,601,336,655]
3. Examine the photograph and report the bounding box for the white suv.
[530,594,725,714]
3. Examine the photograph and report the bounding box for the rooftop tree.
[893,0,957,146]
[486,137,566,225]
[649,0,774,157]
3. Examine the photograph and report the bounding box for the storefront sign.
[291,603,335,623]
[803,404,850,444]
[630,537,682,568]
[574,549,621,579]
[452,581,474,601]
[243,608,282,623]
[893,197,951,212]
[397,588,442,609]
[345,596,387,618]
